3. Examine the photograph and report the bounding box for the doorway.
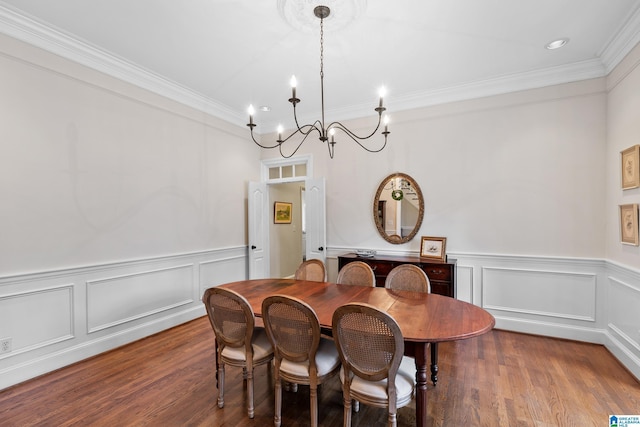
[269,181,305,278]
[248,156,326,279]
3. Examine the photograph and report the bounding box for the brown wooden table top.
[220,278,495,343]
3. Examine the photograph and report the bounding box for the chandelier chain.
[319,14,325,138]
[320,15,324,81]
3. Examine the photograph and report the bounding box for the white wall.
[604,42,640,379]
[265,78,608,260]
[0,33,260,388]
[606,40,640,265]
[0,35,259,275]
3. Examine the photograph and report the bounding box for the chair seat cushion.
[280,338,340,377]
[222,328,273,361]
[340,356,416,404]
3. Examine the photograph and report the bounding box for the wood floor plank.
[1,316,639,426]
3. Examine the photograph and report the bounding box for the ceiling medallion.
[277,0,367,33]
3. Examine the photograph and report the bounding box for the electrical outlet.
[0,338,12,354]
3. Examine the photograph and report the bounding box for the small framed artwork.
[274,201,292,224]
[620,204,639,246]
[420,236,447,261]
[621,145,640,189]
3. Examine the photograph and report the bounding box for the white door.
[304,177,327,264]
[248,181,269,279]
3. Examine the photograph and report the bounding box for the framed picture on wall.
[621,145,640,189]
[274,201,292,224]
[620,204,639,246]
[419,236,447,261]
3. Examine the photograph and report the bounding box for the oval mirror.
[373,173,424,244]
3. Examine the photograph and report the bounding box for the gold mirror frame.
[373,172,424,244]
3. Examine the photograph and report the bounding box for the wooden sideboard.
[337,253,456,298]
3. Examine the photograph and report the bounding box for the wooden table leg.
[430,342,439,386]
[414,342,429,427]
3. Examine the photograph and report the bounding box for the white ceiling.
[1,0,640,132]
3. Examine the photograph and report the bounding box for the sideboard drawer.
[368,261,396,276]
[430,281,451,296]
[420,266,451,281]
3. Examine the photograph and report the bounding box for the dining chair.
[294,259,327,282]
[384,264,430,293]
[336,261,376,287]
[262,295,341,427]
[384,264,439,386]
[202,287,274,419]
[332,303,416,427]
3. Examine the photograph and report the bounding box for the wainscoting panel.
[86,265,194,333]
[608,276,640,353]
[0,284,73,357]
[0,247,245,390]
[455,264,473,304]
[199,254,247,298]
[482,267,597,321]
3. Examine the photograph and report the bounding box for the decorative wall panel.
[455,265,473,304]
[0,285,73,355]
[199,254,246,298]
[608,276,640,351]
[86,265,193,333]
[482,267,597,321]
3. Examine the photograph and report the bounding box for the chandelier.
[247,5,390,159]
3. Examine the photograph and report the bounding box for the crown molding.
[1,3,639,131]
[304,58,606,128]
[0,4,245,126]
[599,4,640,74]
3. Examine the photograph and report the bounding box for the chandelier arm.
[278,128,316,158]
[291,103,325,137]
[327,138,335,159]
[248,127,285,149]
[291,102,305,133]
[330,121,389,153]
[329,115,383,141]
[278,124,315,143]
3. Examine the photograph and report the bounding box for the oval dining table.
[218,278,495,427]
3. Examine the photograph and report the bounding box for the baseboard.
[494,315,607,344]
[604,329,640,381]
[0,305,205,390]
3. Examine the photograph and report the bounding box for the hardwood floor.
[1,316,639,426]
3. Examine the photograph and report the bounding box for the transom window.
[261,155,312,183]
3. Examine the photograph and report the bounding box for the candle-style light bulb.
[378,86,387,108]
[277,125,283,142]
[248,104,255,125]
[290,75,297,99]
[383,115,389,133]
[329,128,335,143]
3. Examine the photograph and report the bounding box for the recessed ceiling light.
[546,38,569,50]
[259,106,271,112]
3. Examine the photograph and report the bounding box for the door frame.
[249,155,322,279]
